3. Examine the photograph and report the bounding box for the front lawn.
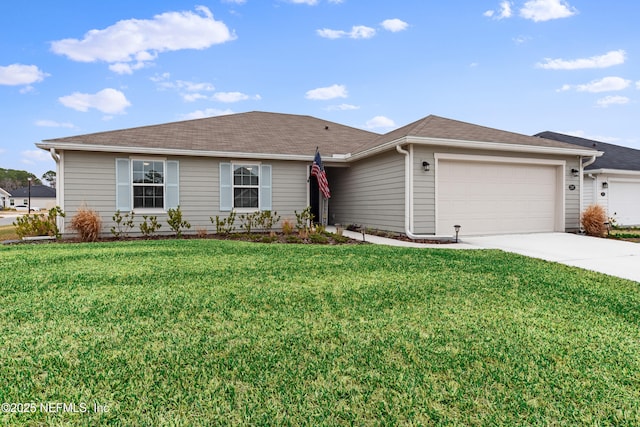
[1,240,639,425]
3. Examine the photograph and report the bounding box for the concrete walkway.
[462,233,640,283]
[326,226,478,249]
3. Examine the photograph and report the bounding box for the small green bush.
[13,206,65,239]
[167,206,191,238]
[211,212,236,234]
[111,210,136,239]
[140,215,161,237]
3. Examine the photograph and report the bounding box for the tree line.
[0,168,56,191]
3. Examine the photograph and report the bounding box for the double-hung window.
[233,165,259,209]
[115,158,179,212]
[132,160,164,209]
[220,162,271,212]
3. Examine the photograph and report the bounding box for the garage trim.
[434,153,566,235]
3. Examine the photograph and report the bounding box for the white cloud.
[59,88,131,114]
[381,19,409,32]
[152,74,217,101]
[484,1,513,20]
[325,104,360,111]
[0,64,49,86]
[21,149,53,166]
[520,0,576,22]
[577,77,631,93]
[513,35,531,44]
[596,96,630,108]
[537,50,626,70]
[317,25,376,39]
[35,120,76,128]
[222,0,246,4]
[212,92,261,103]
[50,6,235,73]
[365,116,396,129]
[286,0,319,4]
[180,108,235,120]
[305,84,348,100]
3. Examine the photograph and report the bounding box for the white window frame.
[232,163,261,212]
[131,158,166,213]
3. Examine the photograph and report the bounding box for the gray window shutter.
[260,164,272,211]
[166,160,179,209]
[220,162,232,211]
[116,158,131,211]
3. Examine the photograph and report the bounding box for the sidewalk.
[325,226,479,249]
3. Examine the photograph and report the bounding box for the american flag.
[311,150,331,199]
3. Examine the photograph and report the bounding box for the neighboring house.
[0,187,10,209]
[8,185,57,210]
[36,111,600,237]
[536,131,640,226]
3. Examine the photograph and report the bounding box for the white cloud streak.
[0,64,49,86]
[305,84,348,100]
[317,25,376,39]
[365,116,395,129]
[596,96,630,108]
[35,120,76,128]
[59,88,131,114]
[484,1,513,20]
[381,19,409,32]
[50,6,235,73]
[180,108,235,120]
[520,0,577,22]
[537,50,626,70]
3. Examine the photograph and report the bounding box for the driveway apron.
[462,232,640,283]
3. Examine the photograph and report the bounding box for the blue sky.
[2,0,639,179]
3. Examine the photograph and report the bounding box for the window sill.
[133,208,166,215]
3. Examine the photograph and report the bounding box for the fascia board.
[35,142,348,163]
[585,168,640,176]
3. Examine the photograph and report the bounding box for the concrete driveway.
[0,212,23,227]
[463,233,640,283]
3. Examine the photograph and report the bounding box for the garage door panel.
[437,160,559,235]
[609,181,640,226]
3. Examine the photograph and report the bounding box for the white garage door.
[437,159,560,235]
[609,180,640,226]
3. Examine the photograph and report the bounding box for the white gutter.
[49,147,60,162]
[396,144,447,240]
[583,168,640,176]
[582,155,598,169]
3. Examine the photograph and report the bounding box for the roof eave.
[377,136,603,157]
[584,168,640,176]
[36,141,351,163]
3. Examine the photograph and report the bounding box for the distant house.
[36,111,600,237]
[536,131,640,226]
[0,187,10,209]
[8,185,57,210]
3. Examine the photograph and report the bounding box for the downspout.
[396,144,443,240]
[582,155,597,169]
[49,148,63,231]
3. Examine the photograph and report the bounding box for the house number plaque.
[568,184,576,190]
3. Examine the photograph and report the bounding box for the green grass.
[1,240,639,425]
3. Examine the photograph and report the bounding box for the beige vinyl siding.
[329,150,405,233]
[61,151,308,236]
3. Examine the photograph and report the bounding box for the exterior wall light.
[570,168,579,177]
[422,161,430,172]
[602,182,608,189]
[454,224,461,243]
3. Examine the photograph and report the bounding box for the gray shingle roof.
[40,111,598,158]
[43,111,379,157]
[10,185,56,198]
[358,115,594,152]
[535,131,640,171]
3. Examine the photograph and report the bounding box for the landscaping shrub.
[582,204,608,237]
[281,219,295,235]
[211,212,236,234]
[13,206,65,239]
[111,210,135,239]
[166,206,191,238]
[70,206,102,242]
[140,215,161,237]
